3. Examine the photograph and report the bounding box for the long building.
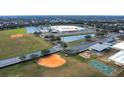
[108,41,124,67]
[50,25,86,33]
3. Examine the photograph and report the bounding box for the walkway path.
[0,46,62,68]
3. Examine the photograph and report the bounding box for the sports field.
[0,52,104,77]
[0,28,52,59]
[89,60,114,76]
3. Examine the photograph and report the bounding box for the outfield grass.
[0,28,52,59]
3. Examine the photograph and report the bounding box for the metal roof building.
[50,25,85,33]
[89,43,110,52]
[108,51,124,66]
[112,41,124,50]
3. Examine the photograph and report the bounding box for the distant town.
[0,16,124,77]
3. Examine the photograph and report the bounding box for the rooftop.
[89,43,110,52]
[112,41,124,50]
[50,25,85,32]
[109,50,124,64]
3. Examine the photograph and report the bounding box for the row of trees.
[44,34,68,48]
[19,49,51,61]
[44,35,61,41]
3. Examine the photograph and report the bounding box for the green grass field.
[0,28,122,77]
[67,39,85,47]
[67,37,96,47]
[0,28,52,59]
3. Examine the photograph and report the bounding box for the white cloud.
[0,0,124,15]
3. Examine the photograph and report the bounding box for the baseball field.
[0,28,52,59]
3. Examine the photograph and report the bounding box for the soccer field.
[0,28,52,59]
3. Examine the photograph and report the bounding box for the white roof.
[89,43,110,52]
[112,41,124,50]
[108,51,124,64]
[50,25,85,32]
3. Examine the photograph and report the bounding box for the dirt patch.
[79,51,91,59]
[37,54,66,68]
[10,34,30,39]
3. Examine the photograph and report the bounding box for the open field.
[0,52,105,77]
[67,37,96,47]
[0,51,122,77]
[0,28,123,77]
[0,28,52,59]
[67,39,85,47]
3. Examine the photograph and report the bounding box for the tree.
[19,55,26,61]
[42,49,50,55]
[120,34,124,40]
[56,36,61,41]
[44,35,50,38]
[84,35,92,41]
[30,54,39,59]
[49,35,55,41]
[60,42,68,48]
[34,31,39,37]
[96,29,105,38]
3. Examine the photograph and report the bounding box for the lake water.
[26,27,38,33]
[61,34,95,43]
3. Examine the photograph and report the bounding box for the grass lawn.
[0,28,52,59]
[0,52,105,77]
[67,37,96,47]
[67,39,85,47]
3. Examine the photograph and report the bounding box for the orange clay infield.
[37,54,66,68]
[10,34,30,39]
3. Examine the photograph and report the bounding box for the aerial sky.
[0,0,124,15]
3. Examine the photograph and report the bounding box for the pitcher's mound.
[37,54,66,68]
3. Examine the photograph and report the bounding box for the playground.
[79,51,91,59]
